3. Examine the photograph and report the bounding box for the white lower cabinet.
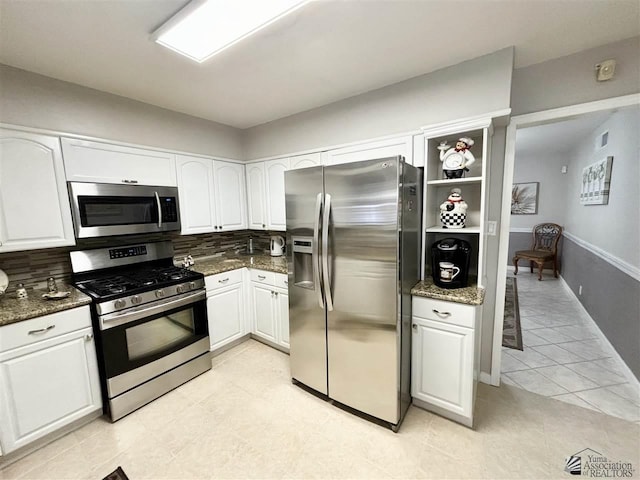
[250,272,289,350]
[0,307,102,455]
[206,270,247,352]
[411,296,478,428]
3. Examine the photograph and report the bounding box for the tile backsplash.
[0,230,278,294]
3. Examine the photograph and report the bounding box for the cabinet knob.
[262,224,266,228]
[412,324,417,330]
[85,333,94,341]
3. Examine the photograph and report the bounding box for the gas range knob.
[155,289,165,298]
[114,299,126,309]
[131,295,141,305]
[189,281,196,289]
[176,284,186,294]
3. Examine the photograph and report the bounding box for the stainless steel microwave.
[68,182,181,238]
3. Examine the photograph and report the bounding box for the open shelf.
[426,226,481,234]
[426,176,482,186]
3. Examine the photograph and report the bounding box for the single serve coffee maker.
[431,238,472,289]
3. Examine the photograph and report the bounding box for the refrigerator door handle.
[313,193,324,309]
[322,193,334,311]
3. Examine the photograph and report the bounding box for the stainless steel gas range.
[71,241,210,421]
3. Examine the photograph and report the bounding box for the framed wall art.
[581,156,613,205]
[511,182,539,215]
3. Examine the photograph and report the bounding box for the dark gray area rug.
[102,467,129,480]
[503,277,523,350]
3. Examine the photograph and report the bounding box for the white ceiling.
[1,0,638,129]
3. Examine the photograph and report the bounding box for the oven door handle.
[155,191,163,228]
[99,290,205,330]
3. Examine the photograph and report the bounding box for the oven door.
[98,290,208,397]
[68,182,180,238]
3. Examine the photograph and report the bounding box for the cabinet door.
[412,318,473,419]
[264,158,290,231]
[213,161,247,231]
[290,153,322,170]
[251,283,277,343]
[0,129,75,253]
[176,155,216,235]
[207,283,246,351]
[324,136,413,166]
[61,138,176,186]
[246,163,267,230]
[0,327,101,453]
[276,289,289,349]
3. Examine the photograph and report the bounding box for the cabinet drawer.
[412,297,476,329]
[250,270,275,285]
[0,306,92,353]
[205,269,243,291]
[274,273,288,290]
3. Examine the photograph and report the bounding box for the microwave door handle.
[313,193,324,309]
[322,193,333,311]
[154,191,163,228]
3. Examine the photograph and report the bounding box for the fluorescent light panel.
[154,0,309,63]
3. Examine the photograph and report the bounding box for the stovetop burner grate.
[78,265,201,298]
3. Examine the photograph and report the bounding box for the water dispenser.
[292,236,314,289]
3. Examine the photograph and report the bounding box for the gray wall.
[561,237,640,379]
[510,151,569,230]
[511,36,640,116]
[0,64,244,159]
[243,48,514,160]
[564,107,639,268]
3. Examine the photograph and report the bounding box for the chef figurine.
[440,188,468,229]
[437,137,476,179]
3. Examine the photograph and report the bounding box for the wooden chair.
[513,223,563,281]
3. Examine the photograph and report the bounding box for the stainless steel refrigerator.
[285,156,420,430]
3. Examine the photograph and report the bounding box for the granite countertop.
[0,284,92,327]
[411,279,485,306]
[189,253,288,277]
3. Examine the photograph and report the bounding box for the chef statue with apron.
[440,188,468,228]
[438,137,476,179]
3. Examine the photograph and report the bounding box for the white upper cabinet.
[61,138,177,186]
[0,129,75,253]
[264,158,290,231]
[246,163,267,230]
[176,155,247,234]
[324,135,414,166]
[176,155,216,234]
[213,161,247,231]
[290,152,322,170]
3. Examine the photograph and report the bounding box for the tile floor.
[501,271,640,424]
[2,339,639,480]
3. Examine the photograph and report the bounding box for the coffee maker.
[431,238,472,289]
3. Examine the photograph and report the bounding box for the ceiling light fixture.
[152,0,310,63]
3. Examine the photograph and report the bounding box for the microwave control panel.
[160,197,179,222]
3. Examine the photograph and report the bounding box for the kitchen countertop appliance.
[71,241,209,421]
[431,238,472,289]
[68,182,180,238]
[285,156,420,431]
[270,235,285,256]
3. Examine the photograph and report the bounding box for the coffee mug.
[439,262,460,283]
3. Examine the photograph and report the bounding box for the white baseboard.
[557,275,639,388]
[479,371,492,385]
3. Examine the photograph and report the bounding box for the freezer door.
[324,157,401,424]
[285,167,327,395]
